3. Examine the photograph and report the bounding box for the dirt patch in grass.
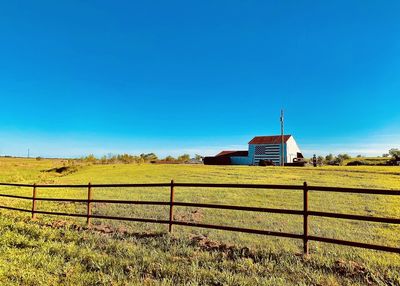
[174,209,203,223]
[333,260,369,278]
[330,260,382,285]
[190,234,235,252]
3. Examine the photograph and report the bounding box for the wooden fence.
[0,181,399,255]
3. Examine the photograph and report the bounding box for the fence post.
[169,180,174,233]
[31,183,37,219]
[303,181,309,255]
[87,182,92,226]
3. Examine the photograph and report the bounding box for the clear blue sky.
[1,1,399,158]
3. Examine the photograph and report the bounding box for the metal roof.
[248,135,292,145]
[215,151,249,157]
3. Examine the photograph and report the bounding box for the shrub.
[347,160,367,166]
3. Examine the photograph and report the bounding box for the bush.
[347,160,367,166]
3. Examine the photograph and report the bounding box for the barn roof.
[248,135,292,145]
[216,150,249,157]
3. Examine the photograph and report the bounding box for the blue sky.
[0,1,399,158]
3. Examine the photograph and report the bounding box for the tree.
[338,153,351,160]
[356,154,362,158]
[334,154,351,165]
[100,155,107,164]
[177,154,190,162]
[317,156,324,166]
[165,156,175,162]
[389,148,400,158]
[325,154,334,164]
[118,154,135,164]
[140,153,158,162]
[332,156,343,165]
[84,154,97,164]
[107,153,117,163]
[195,154,203,161]
[382,153,390,158]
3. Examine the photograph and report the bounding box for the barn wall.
[286,136,301,163]
[230,156,251,165]
[248,145,255,165]
[249,143,283,165]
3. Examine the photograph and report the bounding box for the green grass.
[0,158,399,285]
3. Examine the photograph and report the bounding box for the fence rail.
[0,181,399,255]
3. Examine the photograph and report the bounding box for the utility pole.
[280,110,284,166]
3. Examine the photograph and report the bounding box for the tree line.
[79,153,203,164]
[313,148,400,166]
[313,153,352,166]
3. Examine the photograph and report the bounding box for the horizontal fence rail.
[0,181,399,255]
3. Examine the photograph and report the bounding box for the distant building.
[248,135,302,165]
[214,150,249,165]
[204,135,304,166]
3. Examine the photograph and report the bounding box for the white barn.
[248,135,302,166]
[206,134,303,166]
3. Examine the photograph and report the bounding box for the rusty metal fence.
[0,181,399,255]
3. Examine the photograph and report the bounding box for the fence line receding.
[0,181,399,256]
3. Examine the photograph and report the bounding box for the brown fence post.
[169,180,174,233]
[31,183,37,219]
[303,181,309,255]
[87,182,92,226]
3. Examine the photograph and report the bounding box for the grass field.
[0,157,399,285]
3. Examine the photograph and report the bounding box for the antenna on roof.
[280,110,284,166]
